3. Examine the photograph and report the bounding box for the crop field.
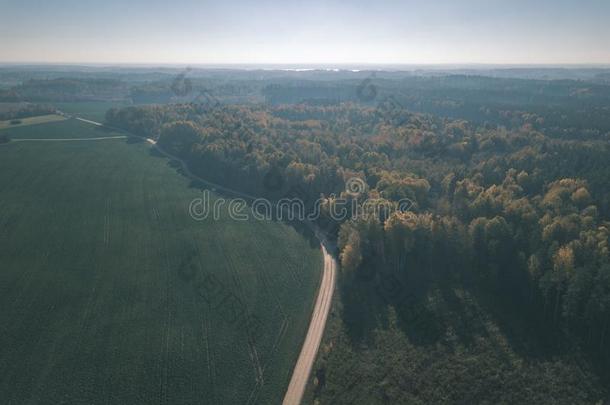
[0,121,322,404]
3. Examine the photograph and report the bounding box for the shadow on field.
[126,136,145,144]
[149,147,165,158]
[144,144,325,252]
[93,124,117,134]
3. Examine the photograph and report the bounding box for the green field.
[0,117,123,139]
[0,113,66,129]
[0,119,322,404]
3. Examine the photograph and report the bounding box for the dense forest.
[105,91,610,374]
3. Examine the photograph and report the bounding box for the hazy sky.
[1,0,609,65]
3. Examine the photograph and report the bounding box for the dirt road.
[283,245,336,405]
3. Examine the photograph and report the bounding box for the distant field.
[53,101,131,122]
[0,122,321,404]
[0,113,66,129]
[0,117,123,139]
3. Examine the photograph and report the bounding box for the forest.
[104,85,610,376]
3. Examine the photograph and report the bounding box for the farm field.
[0,113,66,129]
[0,117,123,139]
[0,121,322,404]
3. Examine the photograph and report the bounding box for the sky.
[1,0,609,65]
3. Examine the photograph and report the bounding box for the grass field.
[0,120,322,404]
[0,117,124,139]
[0,113,66,129]
[53,101,131,122]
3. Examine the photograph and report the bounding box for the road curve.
[73,115,338,405]
[283,245,336,405]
